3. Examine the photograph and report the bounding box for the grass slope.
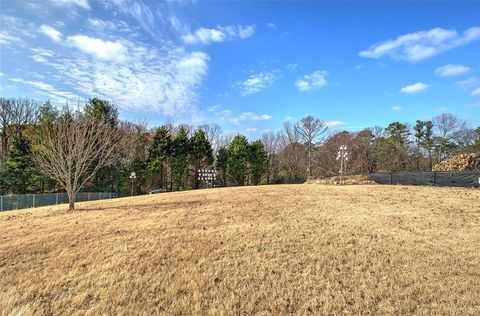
[1,184,479,315]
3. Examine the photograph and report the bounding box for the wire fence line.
[0,192,120,212]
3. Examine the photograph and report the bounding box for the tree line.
[1,97,479,209]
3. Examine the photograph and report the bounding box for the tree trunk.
[308,147,312,179]
[68,191,75,210]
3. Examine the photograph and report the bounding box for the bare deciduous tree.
[433,113,467,160]
[279,121,306,182]
[262,131,282,184]
[199,123,222,154]
[0,98,38,160]
[0,98,13,160]
[32,108,120,210]
[295,116,328,178]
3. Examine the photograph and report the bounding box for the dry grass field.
[1,184,479,315]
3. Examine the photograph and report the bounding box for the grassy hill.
[1,184,479,315]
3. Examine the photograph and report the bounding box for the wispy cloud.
[391,105,403,112]
[31,47,54,63]
[471,86,480,96]
[265,22,276,30]
[8,77,80,103]
[0,15,36,46]
[40,25,62,42]
[0,31,23,46]
[103,0,154,35]
[325,120,345,127]
[235,70,280,96]
[182,24,255,45]
[400,82,429,94]
[230,112,272,125]
[49,0,90,9]
[435,64,471,77]
[360,26,480,62]
[295,70,327,92]
[466,101,480,107]
[455,76,478,90]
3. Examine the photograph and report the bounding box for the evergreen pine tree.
[227,135,249,186]
[215,147,229,187]
[0,135,38,194]
[190,129,213,188]
[170,127,190,190]
[248,140,267,185]
[147,126,172,190]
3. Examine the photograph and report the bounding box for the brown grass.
[1,184,479,315]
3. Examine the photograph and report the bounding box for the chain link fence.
[368,171,480,187]
[0,192,119,212]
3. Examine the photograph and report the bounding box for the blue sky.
[1,0,479,138]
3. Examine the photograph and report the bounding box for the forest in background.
[1,97,479,197]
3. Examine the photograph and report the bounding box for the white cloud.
[49,0,90,9]
[435,64,471,77]
[45,42,210,116]
[230,112,272,125]
[31,48,54,64]
[391,105,403,112]
[360,26,480,62]
[182,24,255,45]
[325,120,345,127]
[0,15,37,47]
[87,18,115,30]
[0,31,23,45]
[40,25,62,42]
[67,35,128,62]
[295,70,327,92]
[237,25,255,39]
[183,28,225,45]
[471,86,480,96]
[400,82,429,94]
[236,71,279,96]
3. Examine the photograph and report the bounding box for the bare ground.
[0,184,479,315]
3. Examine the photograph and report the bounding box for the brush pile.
[433,153,480,171]
[306,175,376,185]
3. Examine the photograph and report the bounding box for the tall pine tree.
[215,147,229,187]
[190,129,213,188]
[248,140,267,185]
[147,126,172,190]
[227,135,249,186]
[170,127,190,190]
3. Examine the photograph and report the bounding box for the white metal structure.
[336,145,349,183]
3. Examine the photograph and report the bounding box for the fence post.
[390,172,393,185]
[0,196,3,212]
[32,194,35,208]
[433,171,436,186]
[56,193,59,205]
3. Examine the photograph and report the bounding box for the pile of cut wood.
[433,153,480,171]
